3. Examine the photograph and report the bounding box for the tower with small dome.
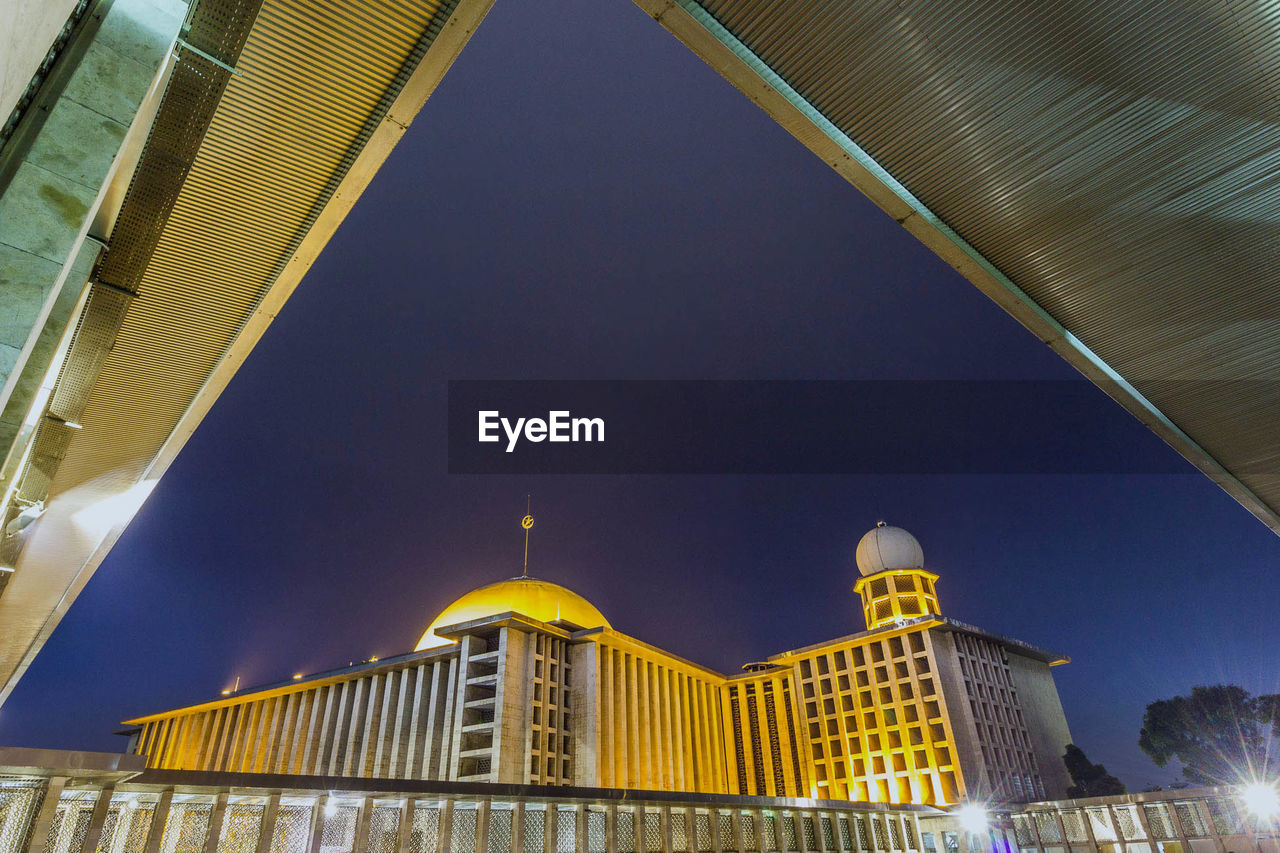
[853,522,942,630]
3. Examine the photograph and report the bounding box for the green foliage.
[1063,744,1126,797]
[1138,685,1280,785]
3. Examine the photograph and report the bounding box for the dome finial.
[520,494,534,579]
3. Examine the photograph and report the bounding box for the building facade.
[124,524,1073,806]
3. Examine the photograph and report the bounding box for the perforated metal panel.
[269,806,312,853]
[487,810,511,853]
[0,782,44,853]
[761,816,778,852]
[1112,805,1145,840]
[716,814,733,852]
[368,807,400,853]
[1033,814,1060,844]
[451,810,476,853]
[670,813,688,853]
[321,806,358,853]
[617,812,635,853]
[781,816,797,852]
[695,814,713,853]
[160,802,214,853]
[585,811,604,853]
[837,817,852,853]
[411,807,439,853]
[821,817,835,852]
[521,810,543,853]
[802,816,817,851]
[643,812,661,853]
[742,814,759,853]
[1059,811,1086,844]
[1174,802,1210,837]
[216,805,263,853]
[1205,799,1242,836]
[1085,808,1115,842]
[555,809,574,853]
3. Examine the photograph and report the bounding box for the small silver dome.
[855,522,924,576]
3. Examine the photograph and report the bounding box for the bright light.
[293,673,303,680]
[1241,782,1279,820]
[70,480,157,538]
[955,804,989,835]
[324,800,338,817]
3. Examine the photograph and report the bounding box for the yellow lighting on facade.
[854,569,941,629]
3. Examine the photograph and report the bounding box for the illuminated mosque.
[124,522,1073,807]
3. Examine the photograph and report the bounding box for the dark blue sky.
[2,0,1278,792]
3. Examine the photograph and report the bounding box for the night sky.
[2,0,1278,792]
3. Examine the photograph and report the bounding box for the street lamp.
[1239,781,1278,853]
[955,804,990,853]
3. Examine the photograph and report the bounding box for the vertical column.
[475,802,491,853]
[605,806,616,853]
[203,794,230,853]
[255,796,281,853]
[352,798,374,853]
[142,792,174,853]
[710,813,722,853]
[1165,802,1193,853]
[575,807,588,853]
[80,787,116,853]
[542,807,556,853]
[22,776,68,853]
[730,813,746,853]
[661,808,673,853]
[307,796,329,853]
[512,803,525,853]
[395,800,416,853]
[439,801,455,853]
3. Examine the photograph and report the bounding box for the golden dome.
[415,577,610,650]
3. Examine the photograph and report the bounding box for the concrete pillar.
[23,776,68,853]
[604,806,616,853]
[796,815,809,853]
[307,797,329,853]
[729,812,745,853]
[203,794,229,853]
[142,792,173,853]
[512,803,525,853]
[543,807,556,853]
[475,802,491,853]
[352,798,374,853]
[395,800,416,853]
[574,806,587,853]
[661,808,673,853]
[710,813,723,853]
[439,801,454,853]
[255,796,281,853]
[79,788,115,853]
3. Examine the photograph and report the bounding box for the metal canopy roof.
[638,0,1280,534]
[0,0,495,703]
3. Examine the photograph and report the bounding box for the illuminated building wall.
[126,525,1072,807]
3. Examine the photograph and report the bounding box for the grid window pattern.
[954,633,1042,802]
[788,631,958,804]
[411,807,440,853]
[521,810,543,853]
[529,635,573,786]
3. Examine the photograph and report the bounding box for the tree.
[1063,744,1126,797]
[1138,685,1280,785]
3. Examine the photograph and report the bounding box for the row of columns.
[1016,799,1227,853]
[15,778,922,853]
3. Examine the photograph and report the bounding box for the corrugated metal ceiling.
[678,0,1280,529]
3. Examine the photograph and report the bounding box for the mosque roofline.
[767,616,1069,667]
